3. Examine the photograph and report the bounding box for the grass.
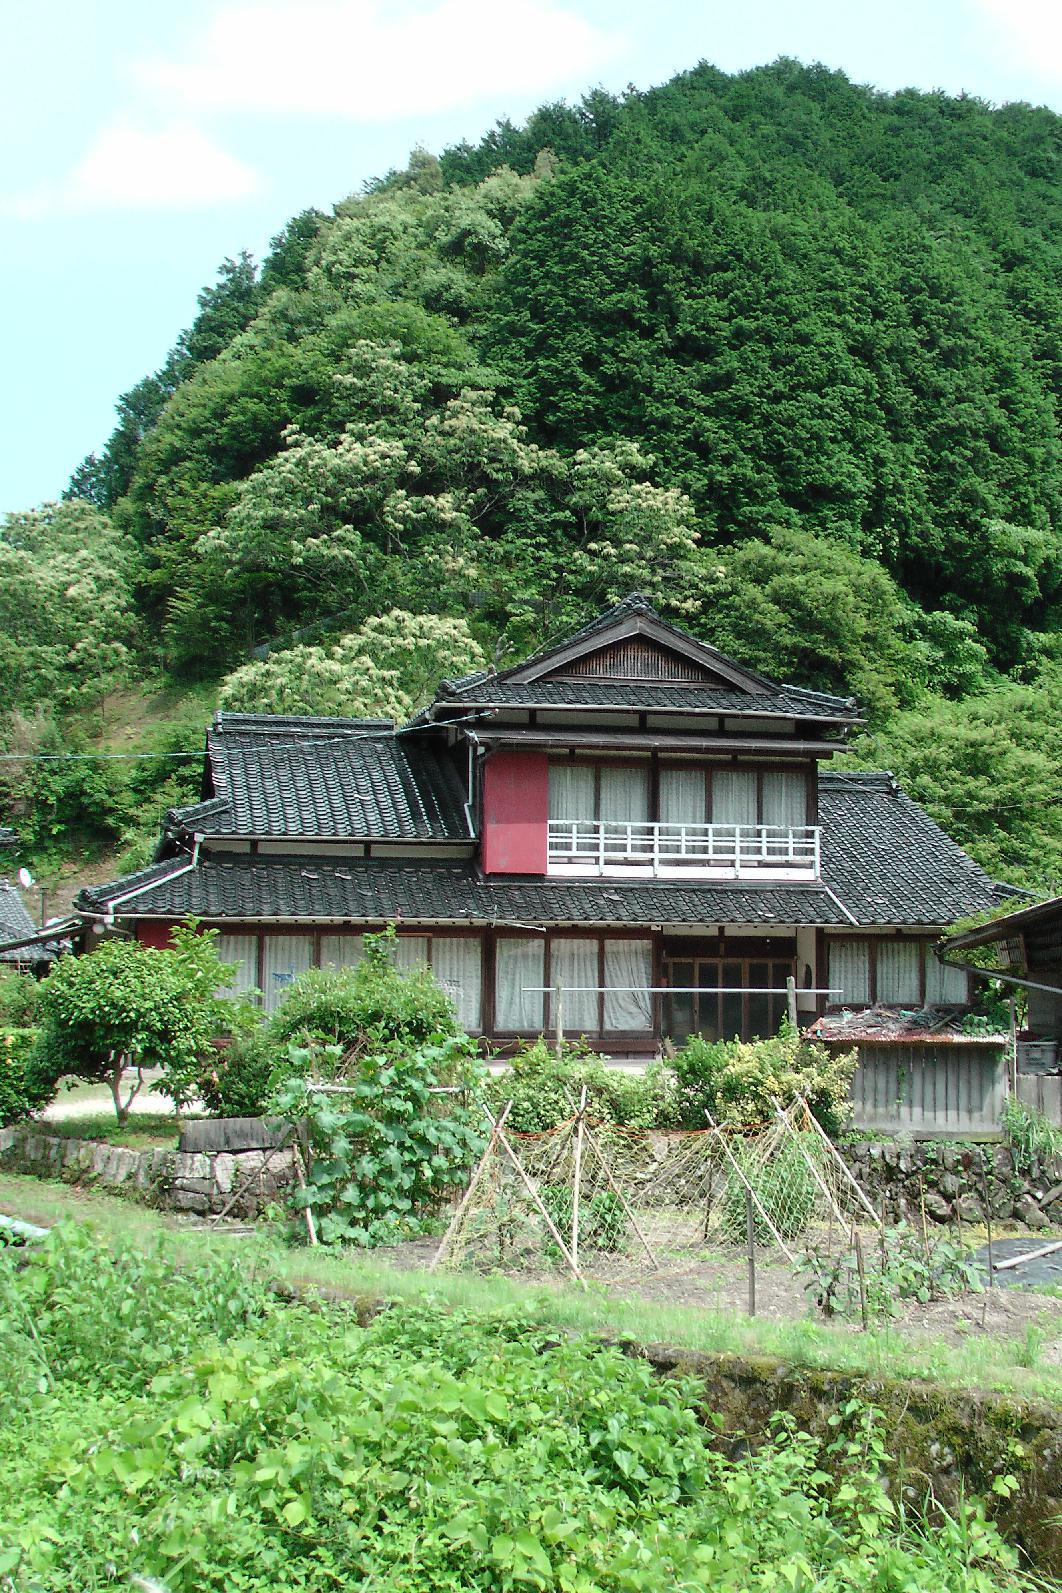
[1,1172,1060,1405]
[32,1113,188,1150]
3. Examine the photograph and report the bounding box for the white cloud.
[9,120,264,217]
[974,0,1062,83]
[135,0,624,119]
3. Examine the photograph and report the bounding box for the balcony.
[546,819,822,880]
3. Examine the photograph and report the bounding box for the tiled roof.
[818,771,1004,926]
[0,882,51,961]
[435,679,853,716]
[173,714,472,842]
[78,855,849,927]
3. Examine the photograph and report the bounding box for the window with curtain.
[432,937,483,1030]
[876,941,921,1003]
[828,940,870,1005]
[550,938,599,1031]
[320,935,364,971]
[261,934,314,1013]
[216,934,258,1000]
[495,937,545,1030]
[598,766,649,824]
[604,939,653,1030]
[924,948,968,1004]
[394,936,429,970]
[761,771,807,829]
[548,763,595,821]
[712,770,758,827]
[659,768,706,828]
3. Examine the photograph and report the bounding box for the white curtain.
[394,935,430,970]
[876,941,921,1004]
[495,937,545,1030]
[762,771,807,829]
[659,769,706,828]
[432,937,483,1031]
[712,770,758,827]
[604,939,653,1031]
[828,939,870,1005]
[548,763,595,821]
[550,938,599,1032]
[924,948,968,1004]
[261,934,314,1013]
[216,933,258,1000]
[599,766,649,824]
[320,935,365,971]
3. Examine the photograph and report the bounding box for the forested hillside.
[4,58,1062,891]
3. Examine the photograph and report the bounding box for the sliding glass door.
[662,956,794,1043]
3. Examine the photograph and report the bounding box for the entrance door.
[662,956,794,1043]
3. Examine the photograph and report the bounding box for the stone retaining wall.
[843,1137,1062,1229]
[0,1126,296,1218]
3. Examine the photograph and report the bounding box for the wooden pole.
[209,1128,293,1227]
[793,1092,883,1230]
[982,1161,995,1289]
[853,1227,869,1331]
[580,1118,660,1271]
[786,975,798,1031]
[571,1084,588,1272]
[292,1143,318,1247]
[746,1188,757,1317]
[704,1110,796,1263]
[431,1101,512,1272]
[554,982,563,1057]
[770,1096,848,1231]
[486,1106,584,1284]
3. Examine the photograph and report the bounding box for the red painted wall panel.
[134,919,180,949]
[481,750,548,874]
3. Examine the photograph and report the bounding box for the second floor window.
[550,762,808,831]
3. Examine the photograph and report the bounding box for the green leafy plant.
[1003,1095,1062,1174]
[0,970,39,1028]
[721,1136,820,1245]
[485,1037,679,1132]
[196,1022,284,1117]
[672,1024,857,1136]
[540,1183,629,1256]
[805,1222,984,1322]
[0,1026,54,1126]
[271,1033,486,1245]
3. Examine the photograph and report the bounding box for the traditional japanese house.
[75,595,1007,1053]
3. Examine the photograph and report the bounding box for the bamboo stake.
[770,1095,849,1231]
[571,1085,588,1273]
[853,1227,870,1331]
[793,1092,883,1230]
[554,982,563,1058]
[485,1106,584,1284]
[430,1101,512,1272]
[292,1143,318,1247]
[746,1188,757,1317]
[208,1129,293,1227]
[786,975,798,1030]
[704,1110,796,1263]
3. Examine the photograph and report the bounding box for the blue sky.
[3,0,1061,512]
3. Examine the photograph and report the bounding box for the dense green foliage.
[9,60,1062,886]
[0,1026,52,1127]
[671,1027,858,1135]
[483,1037,677,1131]
[30,925,240,1121]
[0,1225,1031,1590]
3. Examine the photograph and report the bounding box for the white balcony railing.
[546,819,822,880]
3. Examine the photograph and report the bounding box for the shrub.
[485,1037,679,1131]
[0,1026,54,1127]
[541,1183,629,1254]
[0,971,39,1028]
[197,1022,284,1118]
[268,929,458,1052]
[671,1024,856,1136]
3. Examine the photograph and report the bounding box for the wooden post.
[745,1188,757,1317]
[554,982,563,1057]
[786,975,798,1031]
[292,1143,318,1247]
[485,1105,584,1284]
[982,1161,995,1290]
[431,1101,512,1272]
[853,1228,869,1331]
[793,1092,883,1230]
[571,1084,587,1272]
[704,1110,796,1263]
[209,1128,293,1227]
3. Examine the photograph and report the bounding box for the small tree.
[30,925,238,1124]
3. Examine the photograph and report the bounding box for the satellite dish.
[17,867,34,890]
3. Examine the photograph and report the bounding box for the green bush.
[197,1023,285,1118]
[268,929,459,1051]
[541,1183,629,1254]
[0,1026,54,1127]
[485,1037,679,1131]
[0,971,39,1028]
[721,1137,820,1246]
[672,1025,856,1136]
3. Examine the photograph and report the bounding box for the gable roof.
[0,881,56,962]
[432,595,861,722]
[166,713,472,843]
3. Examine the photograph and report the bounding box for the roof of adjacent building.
[78,854,851,927]
[809,1005,1006,1047]
[0,881,54,962]
[168,713,472,842]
